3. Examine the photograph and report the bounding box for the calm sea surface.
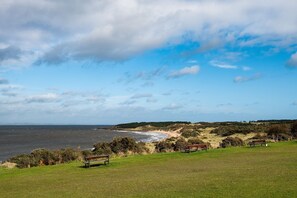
[0,125,166,161]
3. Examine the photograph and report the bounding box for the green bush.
[31,149,57,165]
[93,137,148,155]
[291,121,297,138]
[211,124,269,136]
[188,137,204,145]
[135,141,149,153]
[93,142,112,155]
[181,129,199,138]
[81,150,93,158]
[174,138,188,151]
[220,137,244,148]
[110,137,143,154]
[155,140,174,152]
[59,148,79,163]
[267,124,291,141]
[9,154,36,168]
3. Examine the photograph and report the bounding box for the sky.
[0,0,297,125]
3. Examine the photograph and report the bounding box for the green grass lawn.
[1,141,297,198]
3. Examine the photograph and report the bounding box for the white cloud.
[131,93,153,99]
[0,0,296,67]
[187,60,197,64]
[26,93,60,103]
[234,73,262,83]
[119,67,164,84]
[162,103,183,110]
[210,61,238,69]
[242,66,251,71]
[146,98,157,103]
[168,65,200,78]
[286,52,297,67]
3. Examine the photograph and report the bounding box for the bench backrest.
[251,140,266,144]
[85,155,109,160]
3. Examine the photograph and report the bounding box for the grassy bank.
[1,141,297,197]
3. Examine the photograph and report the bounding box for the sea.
[0,125,167,162]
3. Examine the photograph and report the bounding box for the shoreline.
[114,129,180,142]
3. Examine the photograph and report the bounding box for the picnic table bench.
[185,143,208,153]
[248,140,267,147]
[84,155,110,168]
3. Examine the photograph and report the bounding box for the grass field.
[1,141,297,198]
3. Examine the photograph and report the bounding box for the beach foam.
[115,130,168,142]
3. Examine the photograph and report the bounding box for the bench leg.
[85,161,90,168]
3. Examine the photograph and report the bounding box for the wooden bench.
[248,140,267,147]
[185,144,208,153]
[84,155,110,168]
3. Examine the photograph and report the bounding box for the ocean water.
[0,125,167,162]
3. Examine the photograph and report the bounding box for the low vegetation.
[9,148,81,168]
[220,137,245,148]
[8,137,147,168]
[113,121,190,129]
[1,142,297,197]
[6,120,297,169]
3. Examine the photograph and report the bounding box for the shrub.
[155,140,174,152]
[211,124,269,136]
[174,138,188,151]
[81,150,93,158]
[291,121,297,138]
[251,133,267,140]
[93,137,148,155]
[267,124,290,141]
[110,137,142,154]
[188,137,204,145]
[93,142,112,155]
[135,141,149,153]
[181,129,199,138]
[220,137,244,148]
[59,148,79,163]
[166,136,178,142]
[9,154,36,168]
[31,149,57,165]
[272,133,292,141]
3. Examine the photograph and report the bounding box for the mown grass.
[1,141,297,197]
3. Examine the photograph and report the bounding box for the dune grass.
[1,141,297,197]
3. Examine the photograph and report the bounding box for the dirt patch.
[197,128,224,148]
[1,162,17,169]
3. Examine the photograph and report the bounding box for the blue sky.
[0,0,297,124]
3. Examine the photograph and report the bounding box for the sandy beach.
[147,130,180,138]
[116,128,181,142]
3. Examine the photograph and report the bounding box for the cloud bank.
[0,0,296,67]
